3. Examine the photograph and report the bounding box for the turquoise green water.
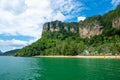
[0,56,120,80]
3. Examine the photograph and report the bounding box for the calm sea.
[0,56,120,80]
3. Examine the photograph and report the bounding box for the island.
[15,5,120,57]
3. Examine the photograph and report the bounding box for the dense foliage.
[16,5,120,56]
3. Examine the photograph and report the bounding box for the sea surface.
[0,56,120,80]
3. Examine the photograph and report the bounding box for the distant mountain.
[2,49,20,56]
[0,50,3,54]
[16,5,120,56]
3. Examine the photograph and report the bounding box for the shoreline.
[34,55,120,59]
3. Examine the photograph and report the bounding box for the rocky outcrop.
[112,17,120,29]
[78,19,103,38]
[43,14,120,38]
[79,27,103,38]
[43,23,49,31]
[70,28,77,33]
[64,27,69,32]
[43,20,63,32]
[43,20,103,38]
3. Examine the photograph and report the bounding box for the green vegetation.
[16,5,120,56]
[2,49,20,56]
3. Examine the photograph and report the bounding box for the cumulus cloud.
[111,0,120,7]
[0,0,82,38]
[0,0,27,14]
[0,39,25,52]
[77,16,86,22]
[0,0,83,51]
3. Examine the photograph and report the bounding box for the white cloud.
[0,0,82,38]
[111,0,120,7]
[0,0,27,14]
[0,39,26,52]
[0,39,36,52]
[0,0,83,51]
[77,16,86,22]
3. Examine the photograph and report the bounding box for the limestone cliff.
[43,20,63,32]
[43,17,103,38]
[78,17,103,38]
[112,17,120,29]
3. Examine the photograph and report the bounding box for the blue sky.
[0,0,120,52]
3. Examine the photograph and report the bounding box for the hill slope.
[0,50,3,54]
[16,5,120,56]
[2,49,20,56]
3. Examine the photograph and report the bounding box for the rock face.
[43,15,120,38]
[43,21,78,33]
[112,17,120,29]
[43,20,63,32]
[79,27,103,38]
[43,19,103,38]
[79,20,103,38]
